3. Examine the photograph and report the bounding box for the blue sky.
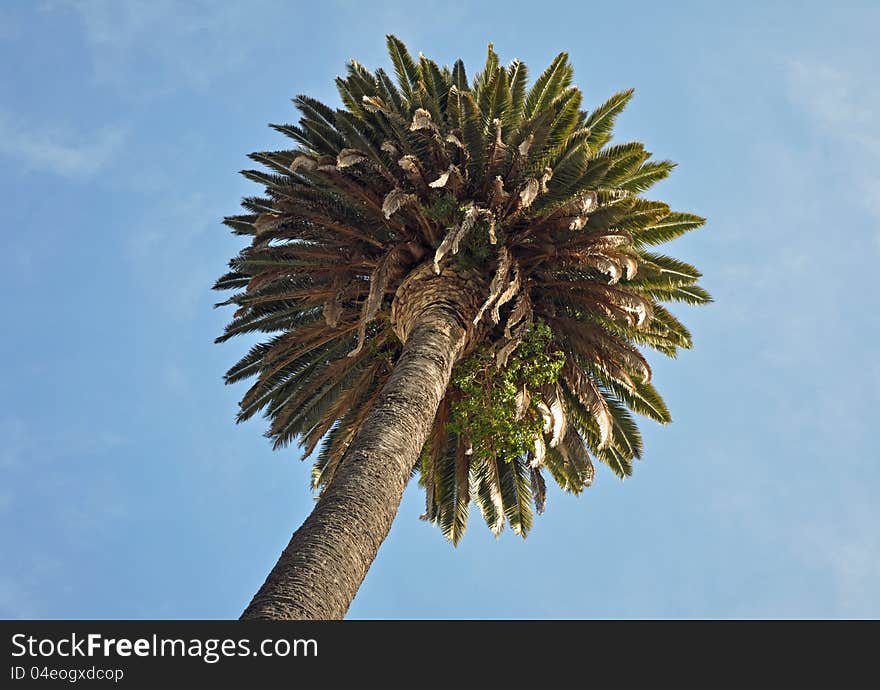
[1,0,878,619]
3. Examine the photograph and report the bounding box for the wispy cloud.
[0,110,126,178]
[797,511,880,617]
[0,575,40,619]
[0,8,21,41]
[125,193,220,321]
[864,178,880,252]
[49,0,268,95]
[0,416,28,470]
[0,415,123,470]
[784,57,880,241]
[784,59,880,153]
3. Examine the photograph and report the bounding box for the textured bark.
[240,298,470,620]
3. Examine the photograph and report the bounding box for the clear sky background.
[1,0,878,619]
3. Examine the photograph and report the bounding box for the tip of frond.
[271,433,292,451]
[222,214,249,227]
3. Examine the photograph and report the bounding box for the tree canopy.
[215,36,710,545]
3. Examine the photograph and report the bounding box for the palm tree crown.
[216,36,709,546]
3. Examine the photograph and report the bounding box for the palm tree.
[216,36,710,619]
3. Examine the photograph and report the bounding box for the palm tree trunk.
[240,301,467,620]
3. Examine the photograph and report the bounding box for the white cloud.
[0,415,123,472]
[125,193,220,321]
[0,111,126,178]
[785,59,880,153]
[784,58,880,244]
[0,576,39,618]
[0,416,28,469]
[48,0,268,95]
[0,9,21,41]
[863,178,880,251]
[792,503,880,617]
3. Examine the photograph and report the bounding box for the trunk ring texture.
[391,262,485,345]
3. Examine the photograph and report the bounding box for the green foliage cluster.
[425,195,496,271]
[449,321,565,465]
[453,220,494,272]
[424,193,460,224]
